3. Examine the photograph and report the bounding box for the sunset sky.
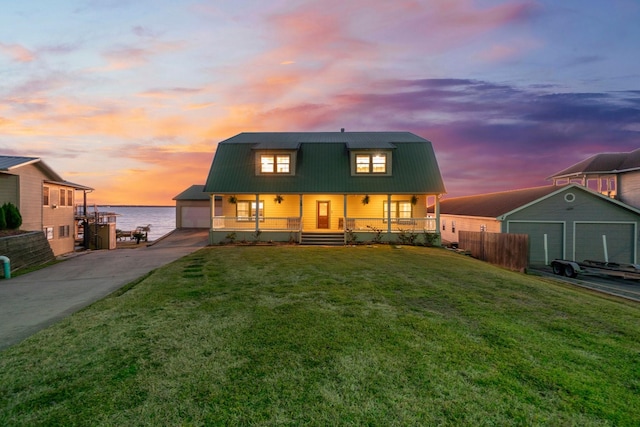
[1,0,639,205]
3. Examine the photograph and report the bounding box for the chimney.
[341,128,345,132]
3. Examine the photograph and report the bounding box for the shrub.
[396,228,417,245]
[0,207,6,229]
[2,202,22,229]
[422,231,439,247]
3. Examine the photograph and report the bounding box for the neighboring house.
[203,131,446,244]
[173,185,221,229]
[437,184,640,266]
[549,148,640,209]
[0,156,92,256]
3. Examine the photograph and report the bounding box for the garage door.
[574,223,635,263]
[508,222,564,265]
[180,207,210,228]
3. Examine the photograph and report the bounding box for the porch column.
[387,194,392,235]
[255,194,260,232]
[210,194,215,230]
[343,194,348,245]
[299,194,303,243]
[435,195,441,233]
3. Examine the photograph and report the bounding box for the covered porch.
[208,193,441,245]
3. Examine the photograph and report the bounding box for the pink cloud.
[0,43,35,62]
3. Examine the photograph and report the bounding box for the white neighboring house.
[0,156,93,256]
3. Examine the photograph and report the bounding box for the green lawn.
[1,246,639,426]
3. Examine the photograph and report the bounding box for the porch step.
[300,232,344,246]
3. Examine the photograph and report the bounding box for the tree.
[3,203,22,229]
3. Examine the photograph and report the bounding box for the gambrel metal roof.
[204,132,446,195]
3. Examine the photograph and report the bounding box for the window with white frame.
[356,153,387,174]
[260,154,290,174]
[43,227,53,240]
[236,200,264,221]
[383,201,412,222]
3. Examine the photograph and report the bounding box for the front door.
[317,201,330,229]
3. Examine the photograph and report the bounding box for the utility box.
[90,223,116,250]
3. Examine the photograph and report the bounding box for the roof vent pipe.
[341,128,345,132]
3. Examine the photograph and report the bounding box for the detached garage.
[173,185,221,229]
[439,184,640,266]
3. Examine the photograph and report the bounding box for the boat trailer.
[550,259,640,280]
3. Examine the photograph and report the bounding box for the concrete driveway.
[0,229,209,351]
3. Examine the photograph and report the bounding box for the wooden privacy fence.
[459,231,529,272]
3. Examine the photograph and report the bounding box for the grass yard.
[1,246,639,426]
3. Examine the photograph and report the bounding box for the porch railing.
[342,217,437,233]
[211,217,436,233]
[212,216,301,231]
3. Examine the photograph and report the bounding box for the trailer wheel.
[552,262,564,276]
[564,264,577,278]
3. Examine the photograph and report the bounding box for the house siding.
[42,183,76,256]
[0,174,19,206]
[619,170,640,210]
[11,164,45,231]
[440,214,501,244]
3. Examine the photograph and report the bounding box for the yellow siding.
[216,193,435,232]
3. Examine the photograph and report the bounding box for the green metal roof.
[173,184,208,201]
[204,132,446,194]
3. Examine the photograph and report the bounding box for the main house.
[437,184,640,266]
[203,132,446,245]
[549,147,640,209]
[0,156,93,256]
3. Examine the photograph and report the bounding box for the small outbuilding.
[173,185,221,229]
[438,184,640,266]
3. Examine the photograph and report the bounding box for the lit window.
[277,156,290,173]
[356,153,387,174]
[236,200,264,221]
[383,201,412,222]
[356,155,370,173]
[261,156,274,173]
[261,154,291,174]
[372,154,386,173]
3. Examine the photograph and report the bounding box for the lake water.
[98,206,176,241]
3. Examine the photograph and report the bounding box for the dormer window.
[352,152,391,175]
[260,154,291,174]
